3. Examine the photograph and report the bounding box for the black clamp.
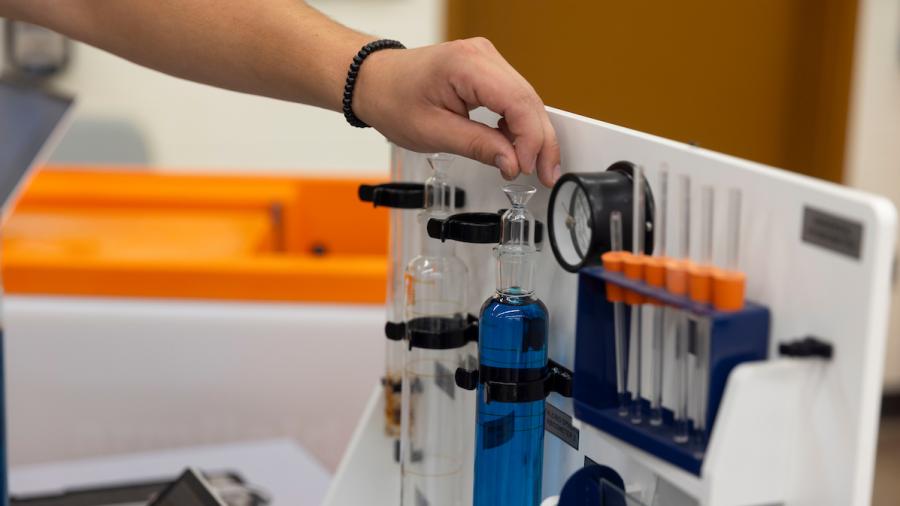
[385,314,479,350]
[427,211,544,244]
[358,182,466,209]
[778,336,833,359]
[455,359,573,403]
[384,321,406,341]
[428,212,501,244]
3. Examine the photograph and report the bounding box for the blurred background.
[0,0,897,504]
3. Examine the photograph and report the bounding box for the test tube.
[629,165,645,424]
[384,143,406,438]
[692,186,715,450]
[610,211,629,416]
[673,174,691,444]
[699,187,714,265]
[725,188,742,271]
[649,169,668,425]
[711,188,746,312]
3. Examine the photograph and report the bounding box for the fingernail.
[552,164,562,183]
[494,155,512,178]
[525,153,538,175]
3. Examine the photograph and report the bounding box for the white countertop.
[10,439,331,506]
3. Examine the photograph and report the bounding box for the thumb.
[433,111,520,179]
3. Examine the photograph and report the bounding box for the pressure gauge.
[547,161,654,272]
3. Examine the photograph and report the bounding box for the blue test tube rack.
[572,266,770,475]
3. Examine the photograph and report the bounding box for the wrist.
[343,40,405,128]
[352,50,394,127]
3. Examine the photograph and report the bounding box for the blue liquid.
[473,294,548,506]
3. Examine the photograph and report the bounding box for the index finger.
[447,43,546,177]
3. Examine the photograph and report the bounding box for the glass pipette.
[711,188,747,312]
[691,186,714,451]
[629,165,645,424]
[672,174,691,443]
[725,188,742,272]
[649,169,668,425]
[609,211,629,416]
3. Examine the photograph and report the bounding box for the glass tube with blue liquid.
[473,184,548,506]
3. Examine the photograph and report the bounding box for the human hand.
[353,37,561,187]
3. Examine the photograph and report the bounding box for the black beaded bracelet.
[343,39,406,128]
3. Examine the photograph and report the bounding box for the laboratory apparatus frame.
[324,107,895,506]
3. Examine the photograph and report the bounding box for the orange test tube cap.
[601,251,626,302]
[711,268,746,311]
[688,264,714,304]
[643,256,666,305]
[664,258,691,296]
[644,257,666,287]
[622,253,645,305]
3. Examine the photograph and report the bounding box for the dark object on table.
[10,469,270,506]
[149,468,224,506]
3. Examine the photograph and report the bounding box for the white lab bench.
[9,439,330,506]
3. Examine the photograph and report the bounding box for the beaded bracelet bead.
[343,39,406,128]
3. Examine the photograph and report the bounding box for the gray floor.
[874,416,900,505]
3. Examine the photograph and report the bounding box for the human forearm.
[2,0,561,185]
[1,0,371,110]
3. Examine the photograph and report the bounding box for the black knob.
[455,367,479,390]
[778,336,833,359]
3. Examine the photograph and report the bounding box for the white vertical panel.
[400,107,896,505]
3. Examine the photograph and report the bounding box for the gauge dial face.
[570,188,592,258]
[550,179,593,269]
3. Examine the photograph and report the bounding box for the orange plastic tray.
[1,166,389,303]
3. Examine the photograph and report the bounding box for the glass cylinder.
[401,154,472,506]
[384,143,406,437]
[473,185,549,506]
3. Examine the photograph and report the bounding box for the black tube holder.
[427,211,544,245]
[357,182,466,209]
[455,359,573,404]
[384,314,479,350]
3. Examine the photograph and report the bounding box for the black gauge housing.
[547,161,654,272]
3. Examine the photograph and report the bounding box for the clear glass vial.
[473,185,549,506]
[401,154,473,506]
[383,143,408,437]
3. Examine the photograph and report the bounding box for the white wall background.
[2,0,446,174]
[844,0,900,391]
